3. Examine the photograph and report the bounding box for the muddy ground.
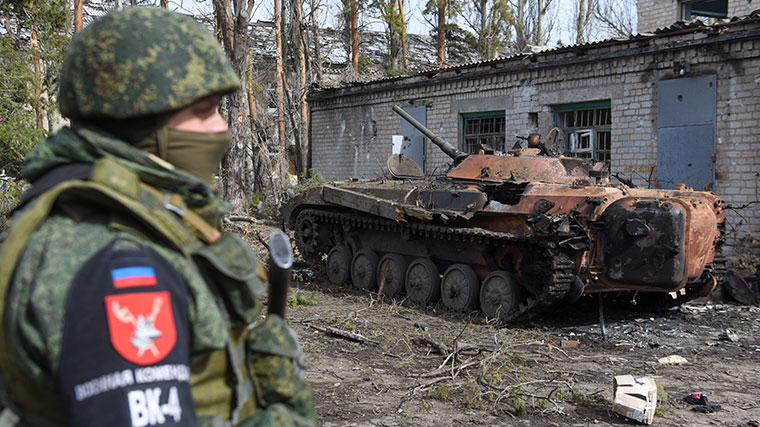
[239,221,760,427]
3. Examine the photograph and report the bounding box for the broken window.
[553,101,611,164]
[461,112,506,153]
[680,0,727,20]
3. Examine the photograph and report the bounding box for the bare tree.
[461,0,514,59]
[213,0,273,212]
[307,0,324,82]
[574,0,597,43]
[371,0,405,72]
[535,0,553,45]
[290,0,309,176]
[594,0,635,38]
[275,0,287,160]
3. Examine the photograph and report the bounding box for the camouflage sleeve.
[245,315,317,427]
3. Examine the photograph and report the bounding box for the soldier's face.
[167,96,227,133]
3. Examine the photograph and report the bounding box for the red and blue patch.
[110,266,157,288]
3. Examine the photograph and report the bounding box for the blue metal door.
[400,106,426,173]
[656,75,716,190]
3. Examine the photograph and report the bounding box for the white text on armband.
[74,364,190,401]
[128,386,182,426]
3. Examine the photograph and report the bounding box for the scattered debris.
[612,375,658,424]
[561,339,580,348]
[719,329,740,342]
[724,270,759,305]
[658,355,689,365]
[683,393,722,413]
[292,268,315,281]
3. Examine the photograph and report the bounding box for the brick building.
[308,13,760,255]
[638,0,756,32]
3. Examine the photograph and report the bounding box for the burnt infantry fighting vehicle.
[283,106,725,320]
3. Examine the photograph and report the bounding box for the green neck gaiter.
[134,126,230,185]
[165,129,230,185]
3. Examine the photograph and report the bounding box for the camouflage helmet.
[58,8,240,120]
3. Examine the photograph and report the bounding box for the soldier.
[0,8,316,427]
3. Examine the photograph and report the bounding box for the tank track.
[295,208,574,321]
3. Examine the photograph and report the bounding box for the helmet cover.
[58,8,240,120]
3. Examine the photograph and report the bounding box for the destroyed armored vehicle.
[283,106,725,320]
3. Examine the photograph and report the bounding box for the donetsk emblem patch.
[105,291,177,365]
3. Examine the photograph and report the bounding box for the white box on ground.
[612,375,658,424]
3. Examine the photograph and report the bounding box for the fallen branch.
[308,323,378,344]
[412,336,449,355]
[227,215,257,222]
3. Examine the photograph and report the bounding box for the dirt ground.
[240,221,760,427]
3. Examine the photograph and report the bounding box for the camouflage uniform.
[0,8,316,427]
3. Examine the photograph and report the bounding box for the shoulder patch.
[111,266,158,288]
[57,241,197,426]
[105,291,176,365]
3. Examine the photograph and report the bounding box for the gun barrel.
[392,105,468,162]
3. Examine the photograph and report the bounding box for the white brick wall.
[638,0,757,33]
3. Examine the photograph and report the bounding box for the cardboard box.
[612,375,658,424]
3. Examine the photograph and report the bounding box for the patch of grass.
[537,398,547,411]
[570,388,591,406]
[419,400,433,412]
[287,293,317,307]
[512,397,527,416]
[461,378,485,410]
[509,328,540,340]
[292,271,305,283]
[431,384,452,400]
[655,383,669,417]
[286,169,327,199]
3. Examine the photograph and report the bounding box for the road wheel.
[326,245,352,285]
[405,258,441,304]
[480,271,522,320]
[351,249,379,290]
[441,264,480,310]
[377,254,408,298]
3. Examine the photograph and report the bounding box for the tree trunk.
[350,0,358,72]
[436,0,445,66]
[309,0,324,83]
[160,0,168,8]
[515,0,527,52]
[245,59,269,194]
[74,0,83,32]
[213,0,270,212]
[290,0,308,177]
[398,0,408,70]
[536,0,545,45]
[275,0,286,152]
[575,0,585,43]
[31,24,42,127]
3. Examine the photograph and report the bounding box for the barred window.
[553,101,611,164]
[461,112,506,153]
